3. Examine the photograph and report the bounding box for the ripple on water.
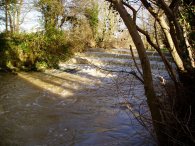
[0,63,156,146]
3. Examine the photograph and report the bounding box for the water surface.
[0,49,160,145]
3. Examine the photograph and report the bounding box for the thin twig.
[87,61,144,84]
[129,45,143,77]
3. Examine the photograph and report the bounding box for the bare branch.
[129,45,143,77]
[89,62,144,84]
[122,1,137,22]
[136,25,178,84]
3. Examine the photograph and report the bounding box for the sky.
[20,10,42,32]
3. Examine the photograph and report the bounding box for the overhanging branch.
[88,62,144,84]
[136,25,178,84]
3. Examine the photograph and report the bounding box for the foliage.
[0,30,73,71]
[0,0,99,71]
[36,0,64,31]
[180,1,195,48]
[85,3,99,38]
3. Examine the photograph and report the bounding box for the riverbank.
[0,31,88,72]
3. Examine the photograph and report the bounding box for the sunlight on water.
[17,71,97,98]
[0,48,166,146]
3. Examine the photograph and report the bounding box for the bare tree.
[105,0,195,145]
[0,0,24,33]
[105,0,167,145]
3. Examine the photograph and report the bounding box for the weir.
[0,48,173,146]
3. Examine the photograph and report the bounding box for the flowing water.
[0,48,173,146]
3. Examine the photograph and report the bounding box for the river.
[0,48,170,146]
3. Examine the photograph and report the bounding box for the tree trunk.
[157,0,195,71]
[141,0,195,144]
[15,0,23,33]
[7,0,13,33]
[140,0,185,71]
[5,0,8,32]
[8,11,13,33]
[106,0,166,145]
[136,26,178,85]
[158,16,185,71]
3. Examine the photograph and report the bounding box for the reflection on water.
[0,48,169,146]
[0,70,155,146]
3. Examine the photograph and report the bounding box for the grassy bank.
[0,30,86,72]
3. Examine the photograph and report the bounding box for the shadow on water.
[0,71,155,146]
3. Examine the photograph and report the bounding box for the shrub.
[0,30,73,71]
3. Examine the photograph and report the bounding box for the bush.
[35,61,48,71]
[0,30,74,71]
